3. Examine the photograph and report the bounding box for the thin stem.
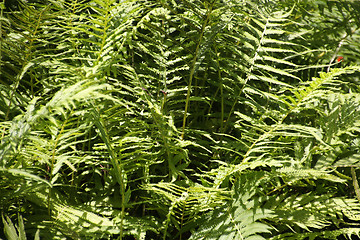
[326,27,359,72]
[47,107,74,217]
[223,17,269,134]
[214,46,224,134]
[91,104,125,239]
[181,3,214,140]
[326,31,347,73]
[351,167,360,203]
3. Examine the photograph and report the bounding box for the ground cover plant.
[1,0,360,239]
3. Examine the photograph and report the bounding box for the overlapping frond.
[189,172,273,240]
[1,0,360,239]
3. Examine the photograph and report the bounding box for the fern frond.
[0,80,108,165]
[314,91,360,168]
[270,228,360,240]
[189,172,273,240]
[2,0,360,239]
[267,191,360,232]
[23,188,158,239]
[234,67,360,168]
[144,181,229,225]
[2,215,40,240]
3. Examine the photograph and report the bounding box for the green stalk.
[222,18,269,134]
[47,107,74,217]
[90,105,126,240]
[351,167,360,203]
[181,3,214,140]
[214,46,224,133]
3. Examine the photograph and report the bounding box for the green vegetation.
[1,0,360,239]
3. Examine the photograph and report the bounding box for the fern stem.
[163,203,175,240]
[47,107,74,217]
[326,31,348,73]
[351,167,360,203]
[179,201,187,240]
[223,16,269,134]
[90,105,126,240]
[94,1,112,66]
[214,46,224,134]
[326,27,359,72]
[181,3,214,140]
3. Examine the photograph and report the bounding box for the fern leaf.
[189,172,273,240]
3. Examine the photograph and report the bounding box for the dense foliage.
[1,0,360,239]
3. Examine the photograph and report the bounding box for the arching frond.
[189,172,273,240]
[1,0,360,239]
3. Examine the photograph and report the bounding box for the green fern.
[189,172,273,240]
[1,0,360,239]
[270,228,360,240]
[2,215,40,240]
[314,91,360,169]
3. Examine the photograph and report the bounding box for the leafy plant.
[1,0,360,239]
[189,172,273,240]
[2,215,40,240]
